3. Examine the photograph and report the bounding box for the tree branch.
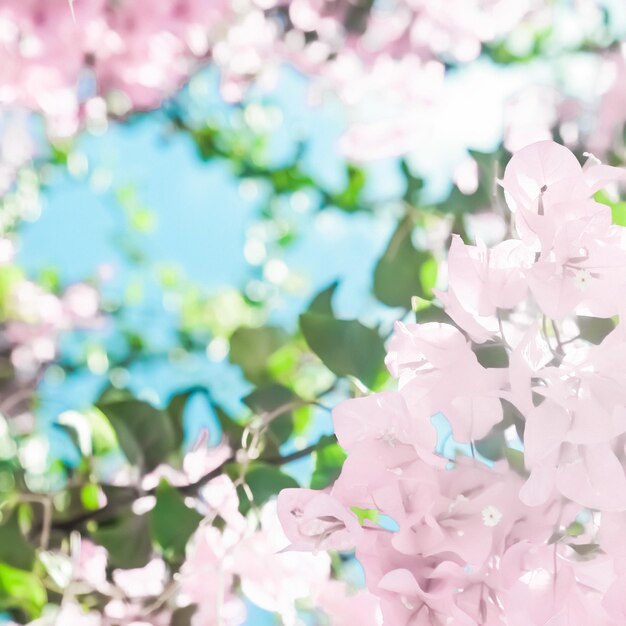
[48,433,337,532]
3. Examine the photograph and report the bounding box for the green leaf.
[243,383,298,447]
[91,511,152,569]
[566,521,585,537]
[474,427,506,461]
[351,507,379,525]
[97,399,177,471]
[214,403,244,447]
[229,326,288,384]
[307,281,339,316]
[166,390,196,450]
[0,507,35,570]
[150,481,202,563]
[475,344,509,368]
[331,165,366,212]
[569,543,601,558]
[81,484,101,511]
[239,463,298,513]
[595,189,626,226]
[504,447,527,476]
[577,315,615,345]
[501,399,526,441]
[299,313,386,387]
[0,564,46,619]
[171,605,198,626]
[81,407,120,458]
[374,217,438,307]
[310,436,346,489]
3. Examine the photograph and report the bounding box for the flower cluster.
[24,469,378,626]
[2,0,624,157]
[278,140,626,625]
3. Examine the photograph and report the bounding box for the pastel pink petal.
[556,443,626,511]
[502,140,582,213]
[377,568,421,597]
[447,394,503,442]
[526,261,581,320]
[434,287,499,344]
[519,459,557,507]
[523,401,570,467]
[604,574,626,620]
[583,163,626,194]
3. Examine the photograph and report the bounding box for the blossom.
[277,488,362,552]
[279,142,626,626]
[386,321,506,441]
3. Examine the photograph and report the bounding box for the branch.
[48,434,336,532]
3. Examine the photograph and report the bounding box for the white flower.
[573,269,592,291]
[481,505,503,527]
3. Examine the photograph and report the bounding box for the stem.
[49,434,335,532]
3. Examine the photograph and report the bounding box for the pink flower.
[332,390,440,466]
[277,488,362,552]
[386,322,505,441]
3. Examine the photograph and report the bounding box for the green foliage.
[374,217,438,307]
[150,480,203,563]
[238,463,298,513]
[331,165,366,212]
[300,312,386,387]
[166,389,196,450]
[595,190,626,226]
[91,511,153,569]
[243,383,298,449]
[171,605,198,626]
[474,426,507,461]
[97,398,178,471]
[475,343,509,368]
[229,326,288,383]
[307,281,339,316]
[0,508,35,571]
[577,315,615,345]
[310,436,346,489]
[0,564,46,619]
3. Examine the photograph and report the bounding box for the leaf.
[97,399,177,471]
[166,390,196,450]
[299,313,386,387]
[566,521,585,537]
[243,383,298,447]
[331,165,366,212]
[474,427,506,461]
[351,507,379,525]
[577,315,615,345]
[81,484,101,511]
[91,511,152,569]
[0,507,35,570]
[569,543,602,558]
[0,564,46,619]
[501,399,525,441]
[504,447,526,476]
[374,217,438,308]
[310,436,346,489]
[150,481,202,563]
[229,326,288,384]
[239,463,298,513]
[307,281,339,316]
[595,189,626,226]
[84,407,121,456]
[213,403,244,447]
[171,605,198,626]
[412,297,450,324]
[475,344,509,368]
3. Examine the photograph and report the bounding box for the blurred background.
[2,1,626,625]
